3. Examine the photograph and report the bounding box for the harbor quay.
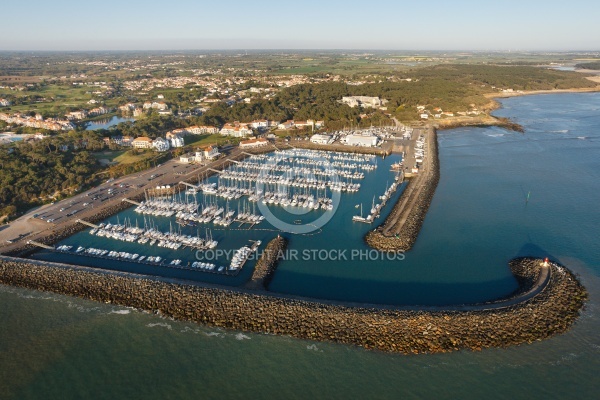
[0,256,587,354]
[366,126,440,251]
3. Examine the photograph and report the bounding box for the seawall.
[365,126,440,251]
[0,256,587,354]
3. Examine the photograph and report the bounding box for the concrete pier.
[76,219,99,229]
[122,198,141,206]
[26,240,54,250]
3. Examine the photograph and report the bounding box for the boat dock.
[27,240,54,250]
[76,219,100,229]
[122,198,141,206]
[52,246,242,276]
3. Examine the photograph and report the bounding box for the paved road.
[0,147,244,250]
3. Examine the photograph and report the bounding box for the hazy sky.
[1,0,599,51]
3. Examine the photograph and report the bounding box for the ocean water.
[1,93,600,399]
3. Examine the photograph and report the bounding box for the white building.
[342,96,388,109]
[310,134,333,145]
[179,154,196,163]
[202,145,219,159]
[152,137,170,152]
[170,136,185,148]
[143,101,169,111]
[187,125,219,134]
[277,120,295,130]
[220,122,252,137]
[345,134,379,147]
[132,137,153,149]
[249,119,269,129]
[239,138,269,149]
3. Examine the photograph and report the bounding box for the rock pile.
[245,236,288,290]
[0,256,587,355]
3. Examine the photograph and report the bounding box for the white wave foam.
[205,331,224,337]
[486,133,505,137]
[110,309,131,315]
[235,333,251,341]
[146,322,172,330]
[549,129,569,133]
[306,344,321,352]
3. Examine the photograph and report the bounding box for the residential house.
[170,135,185,148]
[220,122,252,137]
[152,137,170,152]
[89,107,110,116]
[66,110,88,120]
[203,145,219,159]
[277,120,295,130]
[132,136,153,149]
[187,125,219,134]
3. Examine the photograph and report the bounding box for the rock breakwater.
[0,256,587,354]
[365,127,440,251]
[245,236,288,290]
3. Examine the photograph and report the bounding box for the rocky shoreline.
[245,235,288,290]
[0,256,586,354]
[365,127,440,251]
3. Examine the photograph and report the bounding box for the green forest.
[575,61,600,70]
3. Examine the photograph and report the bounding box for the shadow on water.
[31,250,252,286]
[268,269,518,307]
[514,241,558,262]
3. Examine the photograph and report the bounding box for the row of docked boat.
[257,192,334,210]
[223,164,367,179]
[352,173,403,224]
[63,244,162,263]
[229,241,260,270]
[89,221,218,250]
[272,149,376,164]
[191,261,222,272]
[134,199,197,217]
[56,243,250,276]
[415,134,426,163]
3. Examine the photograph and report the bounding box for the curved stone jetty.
[0,256,587,354]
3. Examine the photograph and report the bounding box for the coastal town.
[0,49,596,365]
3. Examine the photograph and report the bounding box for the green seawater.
[2,93,600,399]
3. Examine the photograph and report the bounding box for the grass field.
[0,83,120,116]
[91,149,156,165]
[184,133,233,148]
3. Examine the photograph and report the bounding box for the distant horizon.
[1,48,599,54]
[1,0,599,52]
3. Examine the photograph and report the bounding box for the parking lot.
[34,159,201,225]
[0,154,228,248]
